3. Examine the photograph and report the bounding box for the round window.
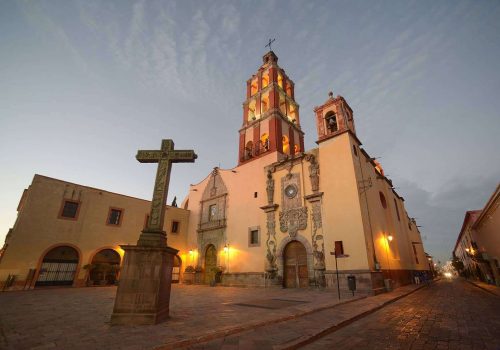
[285,184,298,199]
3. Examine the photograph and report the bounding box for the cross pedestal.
[111,139,196,325]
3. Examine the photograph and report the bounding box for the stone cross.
[265,38,276,51]
[136,139,197,245]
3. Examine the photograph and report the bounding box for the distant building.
[453,184,500,285]
[1,51,430,293]
[0,175,189,290]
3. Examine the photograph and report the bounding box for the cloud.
[397,174,499,264]
[19,1,92,75]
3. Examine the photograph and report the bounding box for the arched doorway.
[90,249,121,285]
[283,241,309,288]
[172,255,181,283]
[36,245,79,287]
[204,244,217,284]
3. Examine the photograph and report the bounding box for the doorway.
[36,246,79,287]
[90,249,121,285]
[172,255,181,283]
[204,244,217,284]
[283,241,309,288]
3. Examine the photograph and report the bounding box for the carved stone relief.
[266,170,275,205]
[311,200,325,270]
[279,207,308,238]
[265,211,277,273]
[281,173,302,210]
[305,154,320,193]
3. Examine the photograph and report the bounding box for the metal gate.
[36,260,78,287]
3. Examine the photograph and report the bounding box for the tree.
[451,253,464,275]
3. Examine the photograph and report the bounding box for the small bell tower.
[238,51,305,165]
[314,92,356,144]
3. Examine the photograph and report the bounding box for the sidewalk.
[465,278,500,297]
[164,282,430,350]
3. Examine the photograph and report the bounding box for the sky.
[1,0,499,265]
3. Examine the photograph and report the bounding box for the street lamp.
[224,244,229,273]
[384,232,393,288]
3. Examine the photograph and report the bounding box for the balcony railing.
[198,219,227,232]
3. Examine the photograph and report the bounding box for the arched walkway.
[35,245,79,287]
[283,241,309,288]
[172,255,182,283]
[89,249,121,285]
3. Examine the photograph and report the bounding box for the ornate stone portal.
[111,139,197,325]
[305,153,326,286]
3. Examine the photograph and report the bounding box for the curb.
[154,296,366,350]
[275,282,431,350]
[465,279,500,297]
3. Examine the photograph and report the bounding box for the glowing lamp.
[224,244,229,252]
[387,235,393,242]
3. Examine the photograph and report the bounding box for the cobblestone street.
[303,278,500,350]
[0,279,498,349]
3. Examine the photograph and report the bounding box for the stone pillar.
[110,245,178,325]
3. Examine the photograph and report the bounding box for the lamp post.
[224,244,229,273]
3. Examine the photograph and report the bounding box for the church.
[0,51,430,294]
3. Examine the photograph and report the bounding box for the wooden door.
[204,245,217,284]
[283,241,308,288]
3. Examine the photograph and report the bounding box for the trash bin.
[384,278,393,292]
[347,275,356,296]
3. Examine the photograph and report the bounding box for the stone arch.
[34,243,82,287]
[203,244,218,284]
[276,234,314,286]
[88,248,121,285]
[325,111,338,132]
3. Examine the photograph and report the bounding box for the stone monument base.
[110,244,178,325]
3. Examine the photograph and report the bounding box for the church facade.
[0,51,429,293]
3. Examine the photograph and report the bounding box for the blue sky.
[1,0,499,265]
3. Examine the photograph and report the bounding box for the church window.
[278,72,284,88]
[107,208,123,226]
[59,200,80,220]
[394,199,401,221]
[294,144,300,155]
[248,100,257,121]
[282,135,289,154]
[261,93,269,113]
[248,227,260,247]
[279,93,287,115]
[254,192,258,198]
[412,243,420,264]
[334,241,344,256]
[379,192,387,209]
[245,141,253,159]
[171,221,179,234]
[144,214,150,229]
[262,71,269,89]
[261,133,269,151]
[209,204,217,221]
[325,112,338,132]
[250,78,258,95]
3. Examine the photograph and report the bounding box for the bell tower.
[238,51,305,165]
[314,92,356,144]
